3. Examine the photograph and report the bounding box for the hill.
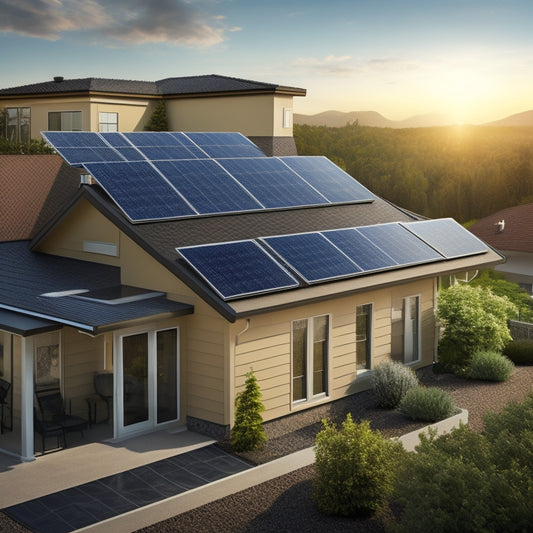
[294,110,453,128]
[484,110,533,127]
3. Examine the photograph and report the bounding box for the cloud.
[0,0,227,47]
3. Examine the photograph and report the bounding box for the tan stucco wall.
[164,94,294,137]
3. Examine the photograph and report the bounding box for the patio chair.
[33,408,64,453]
[35,388,88,446]
[0,378,10,434]
[93,372,113,422]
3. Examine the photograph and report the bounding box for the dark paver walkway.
[2,444,252,533]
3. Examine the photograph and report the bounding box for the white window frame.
[48,110,82,131]
[403,295,421,364]
[291,314,330,406]
[283,107,292,129]
[356,303,373,372]
[99,112,118,132]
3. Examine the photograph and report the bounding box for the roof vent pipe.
[495,220,505,232]
[53,76,64,83]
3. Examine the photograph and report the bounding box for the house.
[0,131,503,462]
[0,75,305,157]
[469,203,533,294]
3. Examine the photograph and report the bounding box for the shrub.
[398,386,458,422]
[372,360,419,409]
[230,370,266,452]
[312,414,404,517]
[465,350,515,382]
[503,339,533,365]
[437,284,516,372]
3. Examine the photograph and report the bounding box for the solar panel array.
[177,219,489,300]
[42,131,377,222]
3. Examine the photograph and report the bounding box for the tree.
[436,284,516,371]
[230,370,266,452]
[144,100,168,131]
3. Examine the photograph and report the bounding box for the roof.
[0,155,80,241]
[469,203,533,254]
[0,75,306,98]
[0,241,193,334]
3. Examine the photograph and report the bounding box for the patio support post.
[20,336,35,461]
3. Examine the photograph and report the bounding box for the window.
[283,107,292,128]
[99,112,118,132]
[35,341,61,391]
[48,111,82,131]
[292,315,329,403]
[403,296,420,363]
[356,304,372,371]
[5,107,30,143]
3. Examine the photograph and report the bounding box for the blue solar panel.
[280,156,375,203]
[84,161,196,222]
[178,240,299,300]
[153,159,262,214]
[185,132,265,158]
[42,131,107,148]
[322,228,398,271]
[261,233,361,283]
[357,223,444,265]
[218,158,329,209]
[402,218,488,258]
[53,147,125,165]
[123,132,207,159]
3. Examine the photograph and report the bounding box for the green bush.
[465,350,515,382]
[392,396,533,532]
[503,339,533,365]
[437,284,516,372]
[372,360,419,409]
[230,370,266,452]
[398,386,458,422]
[312,414,404,517]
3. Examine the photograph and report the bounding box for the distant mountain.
[294,110,454,129]
[484,110,533,127]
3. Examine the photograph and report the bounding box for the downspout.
[229,319,251,429]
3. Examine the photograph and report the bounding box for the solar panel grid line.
[183,132,266,159]
[177,240,300,300]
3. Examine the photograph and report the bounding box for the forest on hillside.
[294,123,533,223]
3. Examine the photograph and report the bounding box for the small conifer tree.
[230,370,266,452]
[144,100,168,131]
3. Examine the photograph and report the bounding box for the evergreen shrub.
[372,360,419,409]
[230,370,266,452]
[503,339,533,365]
[398,386,458,422]
[465,350,515,382]
[312,414,403,517]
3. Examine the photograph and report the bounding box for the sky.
[1,0,533,124]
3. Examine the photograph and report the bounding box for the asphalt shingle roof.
[0,75,305,97]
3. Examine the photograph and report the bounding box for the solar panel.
[42,132,125,166]
[184,132,265,158]
[123,132,207,160]
[261,232,361,283]
[84,161,196,222]
[177,240,300,300]
[322,228,398,271]
[99,132,146,161]
[280,156,375,203]
[402,218,489,258]
[218,158,329,208]
[357,223,444,265]
[153,159,263,214]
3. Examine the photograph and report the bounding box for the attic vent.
[53,76,64,83]
[80,174,96,185]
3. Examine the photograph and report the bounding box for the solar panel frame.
[177,240,300,300]
[123,131,207,159]
[217,157,330,209]
[401,218,489,259]
[279,156,376,204]
[261,232,362,284]
[153,159,263,214]
[83,161,197,222]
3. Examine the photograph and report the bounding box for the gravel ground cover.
[1,365,531,533]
